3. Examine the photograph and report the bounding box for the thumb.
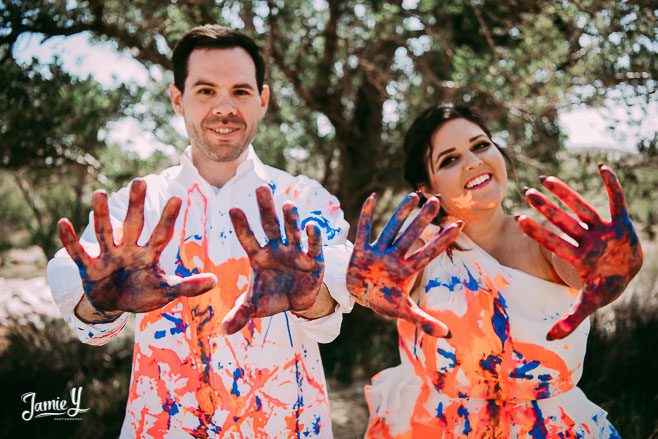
[221,293,255,335]
[400,298,451,338]
[167,273,217,298]
[547,296,590,341]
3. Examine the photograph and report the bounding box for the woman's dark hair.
[403,104,514,249]
[172,24,266,93]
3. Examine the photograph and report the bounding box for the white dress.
[365,231,620,438]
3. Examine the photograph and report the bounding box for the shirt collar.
[180,144,272,187]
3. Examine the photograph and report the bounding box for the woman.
[346,105,643,437]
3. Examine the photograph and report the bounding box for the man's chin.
[198,143,248,163]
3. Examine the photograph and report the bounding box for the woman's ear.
[417,183,434,201]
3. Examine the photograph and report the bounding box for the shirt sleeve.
[284,176,355,343]
[46,183,136,346]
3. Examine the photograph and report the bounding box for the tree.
[0,58,138,256]
[2,0,655,227]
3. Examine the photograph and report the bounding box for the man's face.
[170,48,269,163]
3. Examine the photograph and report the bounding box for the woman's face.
[423,118,508,220]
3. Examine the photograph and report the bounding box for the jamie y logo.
[21,386,91,421]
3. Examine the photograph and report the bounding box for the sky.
[13,32,657,158]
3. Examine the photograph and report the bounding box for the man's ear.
[259,84,270,115]
[169,83,184,116]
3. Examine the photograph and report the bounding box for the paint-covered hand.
[517,164,643,340]
[222,186,325,334]
[58,179,217,318]
[347,193,462,337]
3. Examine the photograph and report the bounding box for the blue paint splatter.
[174,249,200,278]
[162,313,188,335]
[463,265,479,291]
[154,330,166,339]
[255,395,262,411]
[268,180,276,192]
[457,406,472,435]
[510,360,540,379]
[480,354,502,374]
[425,275,463,293]
[435,402,446,420]
[231,367,244,396]
[492,293,510,347]
[529,400,548,438]
[162,398,179,416]
[437,348,457,370]
[312,414,321,434]
[284,312,294,347]
[301,211,341,240]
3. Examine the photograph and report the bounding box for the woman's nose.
[463,151,484,170]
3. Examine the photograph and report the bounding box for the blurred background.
[0,1,656,437]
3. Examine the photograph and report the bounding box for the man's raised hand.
[346,193,461,338]
[58,179,217,321]
[222,186,325,334]
[516,164,643,340]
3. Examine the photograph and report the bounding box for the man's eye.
[198,88,214,95]
[235,90,250,96]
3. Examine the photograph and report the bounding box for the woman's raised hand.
[346,193,461,337]
[516,164,643,340]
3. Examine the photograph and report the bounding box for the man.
[48,25,352,438]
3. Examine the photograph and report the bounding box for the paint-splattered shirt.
[365,230,620,438]
[48,145,353,438]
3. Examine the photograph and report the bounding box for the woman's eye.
[473,141,491,151]
[438,156,458,168]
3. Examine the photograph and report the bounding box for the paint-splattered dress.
[48,145,352,438]
[365,230,620,438]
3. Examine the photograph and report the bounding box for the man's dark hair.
[171,24,266,93]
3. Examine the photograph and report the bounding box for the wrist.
[74,294,123,324]
[291,283,337,320]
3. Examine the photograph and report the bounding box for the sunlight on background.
[13,31,657,158]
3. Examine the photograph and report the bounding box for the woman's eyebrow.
[435,147,456,161]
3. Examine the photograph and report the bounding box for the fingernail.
[546,333,555,341]
[454,220,464,228]
[444,329,452,339]
[371,192,377,199]
[522,186,530,194]
[597,162,604,169]
[539,175,547,183]
[513,214,522,221]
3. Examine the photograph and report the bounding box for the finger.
[57,218,91,266]
[598,164,630,224]
[283,202,301,248]
[398,298,451,338]
[256,186,282,242]
[92,190,116,252]
[229,208,262,258]
[354,194,376,250]
[406,221,462,273]
[546,298,589,341]
[306,223,324,261]
[167,273,217,298]
[147,196,182,252]
[393,196,441,256]
[122,179,146,245]
[540,176,602,226]
[515,215,579,266]
[524,188,586,240]
[221,293,256,335]
[375,193,420,251]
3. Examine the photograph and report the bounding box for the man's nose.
[212,95,237,116]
